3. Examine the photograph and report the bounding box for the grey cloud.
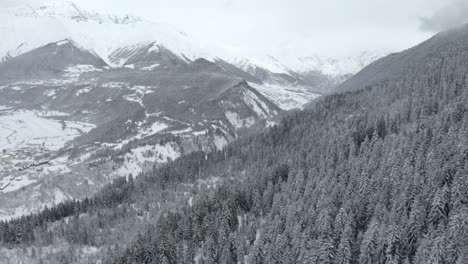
[420,0,468,32]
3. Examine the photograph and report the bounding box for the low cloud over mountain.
[420,0,468,32]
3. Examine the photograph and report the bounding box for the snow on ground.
[63,64,103,79]
[43,162,71,174]
[114,142,180,177]
[213,135,228,150]
[169,127,193,135]
[140,63,160,71]
[53,187,69,204]
[0,109,95,151]
[149,122,168,134]
[281,51,387,76]
[123,85,155,107]
[75,86,93,96]
[0,205,30,221]
[64,120,95,133]
[225,111,255,129]
[0,176,36,193]
[266,121,277,128]
[101,82,127,89]
[10,86,22,91]
[44,89,56,97]
[249,82,321,110]
[242,88,277,118]
[192,129,208,136]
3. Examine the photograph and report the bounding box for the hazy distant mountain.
[0,0,384,97]
[337,26,468,92]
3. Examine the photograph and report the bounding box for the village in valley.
[0,144,54,193]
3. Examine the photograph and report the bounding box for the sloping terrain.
[337,25,468,92]
[0,21,467,264]
[0,0,385,243]
[0,0,384,101]
[0,39,106,83]
[0,38,283,220]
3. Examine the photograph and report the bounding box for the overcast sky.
[18,0,468,57]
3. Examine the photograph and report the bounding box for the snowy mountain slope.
[0,0,384,94]
[248,82,322,110]
[282,51,388,76]
[107,42,322,109]
[109,42,190,68]
[0,0,385,220]
[0,60,283,221]
[0,108,94,151]
[0,39,107,83]
[0,0,208,66]
[336,27,468,92]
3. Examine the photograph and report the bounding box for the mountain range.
[0,0,385,222]
[0,0,385,94]
[0,13,467,263]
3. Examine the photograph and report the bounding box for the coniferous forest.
[2,19,468,264]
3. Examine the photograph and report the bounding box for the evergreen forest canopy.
[2,25,468,264]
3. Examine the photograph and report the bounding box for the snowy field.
[114,142,180,177]
[0,109,95,151]
[249,82,321,110]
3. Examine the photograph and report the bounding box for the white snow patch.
[56,39,69,46]
[140,63,160,71]
[249,82,321,110]
[169,127,193,135]
[75,86,93,96]
[53,188,69,204]
[63,65,102,79]
[44,89,56,97]
[213,135,228,150]
[0,176,36,193]
[102,82,127,89]
[192,130,208,136]
[150,122,168,134]
[148,43,160,53]
[225,111,255,129]
[114,143,180,177]
[0,205,30,221]
[0,109,95,151]
[266,121,277,128]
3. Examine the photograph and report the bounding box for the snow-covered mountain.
[283,51,388,77]
[0,0,385,220]
[0,36,286,219]
[0,0,206,66]
[0,0,385,95]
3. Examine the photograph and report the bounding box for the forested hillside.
[2,25,468,264]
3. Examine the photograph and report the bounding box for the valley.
[4,1,460,264]
[0,1,383,222]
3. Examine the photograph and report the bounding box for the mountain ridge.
[0,0,385,92]
[1,20,468,263]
